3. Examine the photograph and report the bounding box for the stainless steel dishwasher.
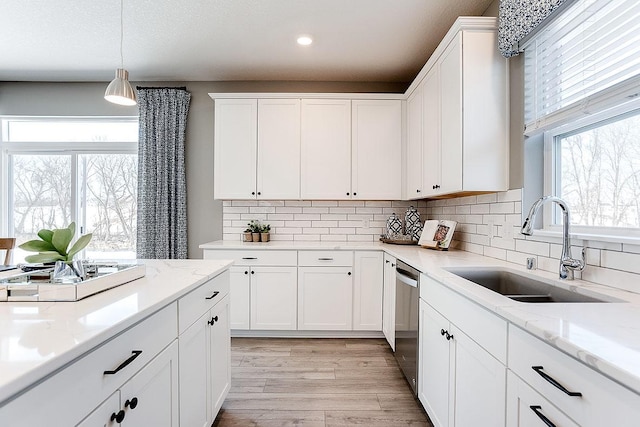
[394,260,420,395]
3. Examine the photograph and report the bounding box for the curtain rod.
[136,86,188,91]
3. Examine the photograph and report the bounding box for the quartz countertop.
[201,239,640,395]
[0,259,233,405]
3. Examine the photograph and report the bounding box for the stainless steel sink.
[444,267,617,303]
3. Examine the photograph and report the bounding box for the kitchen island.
[0,258,233,426]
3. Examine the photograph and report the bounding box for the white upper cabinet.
[351,100,402,200]
[300,99,352,199]
[214,99,257,199]
[406,84,424,199]
[407,17,509,199]
[257,99,301,199]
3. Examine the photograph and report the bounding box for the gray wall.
[0,80,405,258]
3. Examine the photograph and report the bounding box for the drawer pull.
[242,257,257,260]
[205,291,220,300]
[208,315,219,325]
[125,397,138,409]
[104,350,143,375]
[532,366,582,397]
[529,406,556,427]
[317,257,334,261]
[111,410,126,423]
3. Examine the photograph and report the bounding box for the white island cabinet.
[0,260,232,427]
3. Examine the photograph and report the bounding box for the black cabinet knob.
[251,191,255,195]
[417,189,421,193]
[353,192,357,196]
[111,410,125,423]
[257,191,261,195]
[125,397,138,410]
[347,272,352,276]
[441,329,446,336]
[346,192,350,196]
[208,315,219,325]
[244,271,248,275]
[251,271,254,274]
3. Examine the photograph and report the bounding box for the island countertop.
[0,259,233,405]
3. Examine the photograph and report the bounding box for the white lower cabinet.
[507,371,579,427]
[250,266,298,330]
[229,266,251,329]
[382,254,396,350]
[352,251,383,330]
[209,298,231,417]
[298,266,353,330]
[118,341,179,427]
[76,392,120,427]
[419,276,506,427]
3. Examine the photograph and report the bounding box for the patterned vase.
[386,213,403,238]
[404,206,420,236]
[410,221,424,241]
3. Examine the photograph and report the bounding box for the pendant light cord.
[119,0,124,68]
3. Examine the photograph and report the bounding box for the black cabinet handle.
[104,350,143,375]
[391,263,395,267]
[446,332,453,340]
[353,192,357,196]
[346,192,350,196]
[441,329,446,336]
[205,291,220,300]
[242,257,257,260]
[347,272,352,276]
[125,397,139,410]
[385,260,390,264]
[440,329,453,340]
[244,270,248,275]
[111,410,125,423]
[208,315,219,325]
[251,191,256,195]
[529,406,556,427]
[251,271,255,274]
[532,366,582,397]
[318,257,334,261]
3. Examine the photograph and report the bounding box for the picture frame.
[418,220,457,250]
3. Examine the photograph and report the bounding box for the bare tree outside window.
[559,112,640,228]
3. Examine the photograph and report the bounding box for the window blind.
[523,0,640,135]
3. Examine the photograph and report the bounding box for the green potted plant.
[19,222,92,264]
[260,223,271,242]
[247,220,261,242]
[243,227,252,242]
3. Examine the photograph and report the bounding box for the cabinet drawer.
[178,270,230,334]
[421,274,507,363]
[204,249,297,266]
[1,303,177,427]
[298,250,353,266]
[509,325,640,426]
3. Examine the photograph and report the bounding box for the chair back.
[0,238,16,265]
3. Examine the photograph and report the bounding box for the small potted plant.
[248,220,261,242]
[243,227,252,242]
[260,223,271,242]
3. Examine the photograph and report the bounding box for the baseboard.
[231,329,386,339]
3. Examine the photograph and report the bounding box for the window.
[523,0,640,238]
[0,117,138,262]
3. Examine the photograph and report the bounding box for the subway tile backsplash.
[222,189,640,293]
[222,200,428,242]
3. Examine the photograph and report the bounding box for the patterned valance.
[498,0,572,58]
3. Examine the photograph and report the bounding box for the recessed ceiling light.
[297,36,313,46]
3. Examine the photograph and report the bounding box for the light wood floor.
[213,337,433,427]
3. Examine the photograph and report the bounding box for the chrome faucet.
[521,196,585,280]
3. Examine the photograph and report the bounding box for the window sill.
[530,229,640,247]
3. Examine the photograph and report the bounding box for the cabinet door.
[76,392,120,427]
[213,98,258,199]
[406,85,424,199]
[301,99,352,199]
[120,341,179,427]
[507,372,579,427]
[250,266,298,330]
[351,100,402,200]
[230,266,251,330]
[418,300,451,427]
[353,251,383,330]
[298,266,353,330]
[382,254,396,350]
[452,326,506,427]
[208,296,231,420]
[439,35,463,195]
[257,99,301,199]
[422,67,441,197]
[178,314,209,427]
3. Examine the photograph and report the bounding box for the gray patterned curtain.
[498,0,576,57]
[136,87,191,259]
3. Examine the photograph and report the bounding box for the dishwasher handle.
[396,270,418,288]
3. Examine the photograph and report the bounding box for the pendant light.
[105,0,136,106]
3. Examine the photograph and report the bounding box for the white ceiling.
[0,0,495,83]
